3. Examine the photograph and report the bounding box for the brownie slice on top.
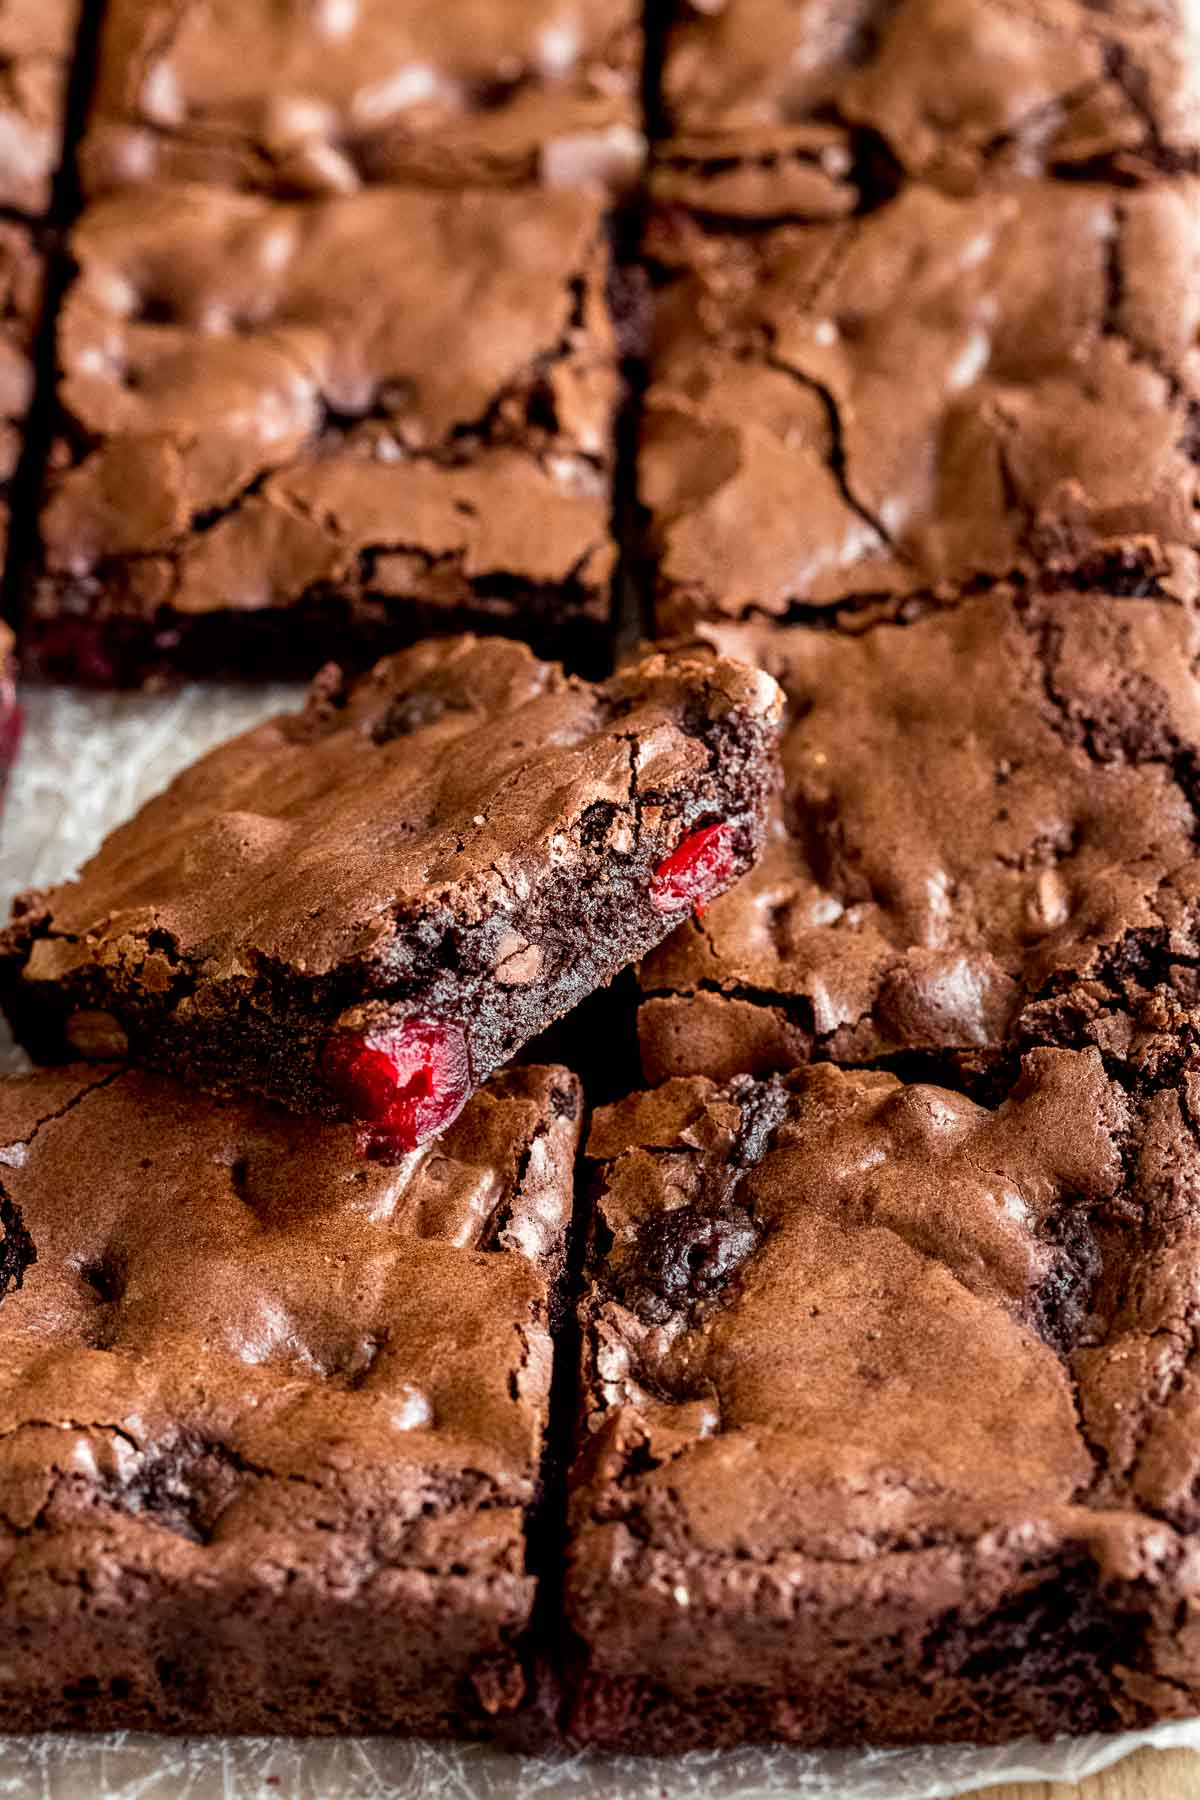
[567,1052,1200,1749]
[0,1061,580,1735]
[0,635,782,1155]
[640,582,1200,1090]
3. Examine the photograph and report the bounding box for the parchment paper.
[1,684,1198,1800]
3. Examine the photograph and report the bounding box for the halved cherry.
[321,1018,472,1155]
[649,821,737,917]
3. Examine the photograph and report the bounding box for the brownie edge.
[0,636,783,1150]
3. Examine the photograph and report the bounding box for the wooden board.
[965,1746,1200,1798]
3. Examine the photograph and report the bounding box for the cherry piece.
[649,821,738,917]
[321,1018,472,1154]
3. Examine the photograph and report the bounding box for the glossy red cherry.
[649,821,738,917]
[321,1018,472,1155]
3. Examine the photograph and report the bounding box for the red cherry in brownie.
[649,821,738,917]
[321,1019,472,1154]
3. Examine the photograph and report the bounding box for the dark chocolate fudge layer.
[0,216,43,566]
[0,636,782,1153]
[80,0,644,199]
[30,180,620,684]
[640,585,1200,1085]
[653,0,1200,219]
[0,1060,580,1736]
[0,0,80,216]
[567,1055,1200,1750]
[640,180,1200,633]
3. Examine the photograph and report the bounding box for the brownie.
[79,0,644,198]
[0,636,782,1153]
[640,178,1200,633]
[0,0,79,216]
[566,1053,1200,1750]
[0,1059,581,1735]
[0,215,44,563]
[640,584,1200,1086]
[28,179,621,684]
[653,0,1200,220]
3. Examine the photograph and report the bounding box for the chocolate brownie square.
[652,0,1200,220]
[640,584,1200,1086]
[0,636,781,1153]
[79,0,644,198]
[28,179,621,684]
[0,214,42,567]
[0,1059,581,1735]
[566,1053,1200,1750]
[640,178,1200,633]
[0,0,80,216]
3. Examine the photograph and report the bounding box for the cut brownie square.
[653,0,1200,220]
[28,179,621,684]
[0,215,44,563]
[0,636,782,1154]
[567,1053,1200,1750]
[80,0,644,198]
[640,584,1200,1086]
[640,178,1200,633]
[0,0,80,216]
[0,1059,580,1735]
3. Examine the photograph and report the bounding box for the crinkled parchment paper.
[1,685,1198,1800]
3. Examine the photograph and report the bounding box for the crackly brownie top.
[658,0,1199,195]
[0,0,79,216]
[11,636,781,983]
[0,1061,579,1561]
[641,179,1200,628]
[42,180,616,615]
[576,1053,1200,1577]
[81,0,643,197]
[641,587,1200,1072]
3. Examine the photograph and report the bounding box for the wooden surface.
[966,1747,1200,1797]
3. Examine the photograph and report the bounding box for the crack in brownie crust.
[652,0,1200,221]
[566,1053,1200,1750]
[640,178,1200,632]
[639,584,1200,1085]
[29,180,621,683]
[0,1061,580,1735]
[0,635,782,1145]
[80,0,645,199]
